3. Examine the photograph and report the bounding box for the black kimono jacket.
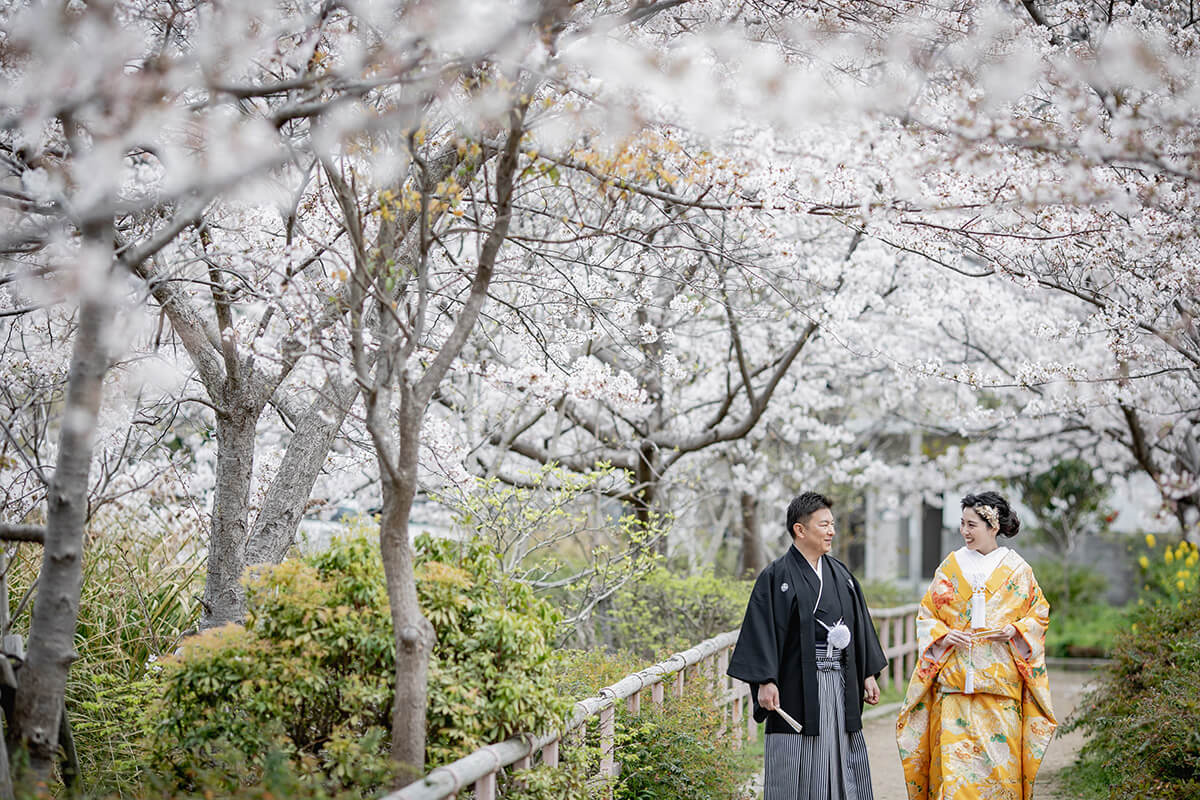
[726,547,888,736]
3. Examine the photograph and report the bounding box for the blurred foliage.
[608,567,752,659]
[1029,559,1109,613]
[434,464,666,644]
[1064,588,1200,799]
[1133,534,1199,603]
[1014,459,1112,618]
[1043,603,1129,659]
[858,578,917,609]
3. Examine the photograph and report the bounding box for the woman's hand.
[941,629,972,648]
[976,624,1017,642]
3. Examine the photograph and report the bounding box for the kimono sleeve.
[1010,564,1050,665]
[726,565,779,686]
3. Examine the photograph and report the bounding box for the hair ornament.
[975,504,1000,530]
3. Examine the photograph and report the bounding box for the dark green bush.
[1065,591,1200,799]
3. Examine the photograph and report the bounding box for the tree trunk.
[10,294,109,781]
[245,381,356,565]
[200,411,257,628]
[379,419,434,787]
[739,491,765,578]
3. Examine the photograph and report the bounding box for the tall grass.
[5,510,204,796]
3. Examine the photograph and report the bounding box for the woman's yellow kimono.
[896,548,1056,800]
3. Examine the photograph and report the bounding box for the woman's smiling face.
[960,506,999,553]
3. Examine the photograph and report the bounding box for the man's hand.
[863,675,880,705]
[757,682,780,711]
[941,629,972,648]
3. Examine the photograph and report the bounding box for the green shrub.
[1064,590,1200,799]
[609,568,752,659]
[1043,602,1129,658]
[858,578,917,609]
[1029,559,1109,616]
[416,535,573,767]
[149,533,573,795]
[1134,535,1199,603]
[552,649,755,800]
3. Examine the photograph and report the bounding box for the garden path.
[860,667,1094,800]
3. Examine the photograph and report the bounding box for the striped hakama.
[763,649,874,800]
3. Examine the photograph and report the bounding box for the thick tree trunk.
[10,295,109,781]
[200,411,257,628]
[245,382,356,565]
[379,421,434,787]
[739,491,765,578]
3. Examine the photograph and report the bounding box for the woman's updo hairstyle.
[960,490,1021,538]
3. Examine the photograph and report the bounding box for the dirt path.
[860,668,1093,800]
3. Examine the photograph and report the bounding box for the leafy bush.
[858,578,917,609]
[609,568,752,659]
[149,533,573,795]
[1134,535,1199,603]
[1043,602,1128,658]
[416,535,573,767]
[1064,589,1200,799]
[553,649,755,800]
[1029,559,1109,615]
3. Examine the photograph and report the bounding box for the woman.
[896,491,1057,800]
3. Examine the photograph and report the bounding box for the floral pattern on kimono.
[896,549,1056,800]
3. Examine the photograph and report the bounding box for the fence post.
[599,705,616,777]
[474,772,496,800]
[747,690,757,743]
[627,690,641,715]
[543,738,559,767]
[652,681,664,706]
[906,608,917,682]
[891,615,903,690]
[674,668,684,699]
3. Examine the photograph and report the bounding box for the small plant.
[1064,587,1200,799]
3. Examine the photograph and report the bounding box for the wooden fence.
[383,604,919,800]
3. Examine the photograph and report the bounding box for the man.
[727,491,887,800]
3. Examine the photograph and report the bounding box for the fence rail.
[384,604,919,800]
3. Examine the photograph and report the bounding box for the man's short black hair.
[786,491,833,538]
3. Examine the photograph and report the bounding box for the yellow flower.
[1145,534,1157,548]
[1177,579,1186,591]
[1165,549,1175,564]
[1187,553,1198,567]
[1138,555,1150,569]
[1131,623,1138,633]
